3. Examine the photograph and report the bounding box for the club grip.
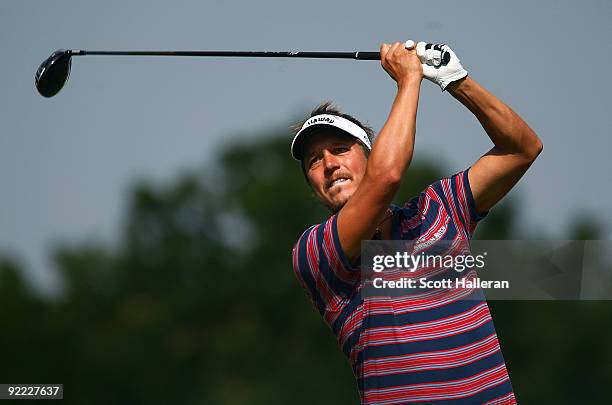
[355,52,381,61]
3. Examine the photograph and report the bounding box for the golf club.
[35,49,383,98]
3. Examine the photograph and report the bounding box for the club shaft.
[70,49,381,60]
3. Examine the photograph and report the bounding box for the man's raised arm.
[415,42,543,216]
[337,41,423,262]
[448,76,543,214]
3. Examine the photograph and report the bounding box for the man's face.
[302,130,368,212]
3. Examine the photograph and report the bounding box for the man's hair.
[292,101,375,179]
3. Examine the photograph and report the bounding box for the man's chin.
[329,203,343,214]
[328,196,350,213]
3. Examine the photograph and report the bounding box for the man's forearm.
[448,76,542,159]
[366,79,422,182]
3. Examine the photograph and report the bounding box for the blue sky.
[1,0,611,295]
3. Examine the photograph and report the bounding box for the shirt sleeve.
[291,214,361,318]
[426,168,487,238]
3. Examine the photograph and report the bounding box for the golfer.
[291,40,542,404]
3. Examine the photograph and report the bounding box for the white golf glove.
[415,42,467,91]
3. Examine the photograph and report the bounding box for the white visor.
[290,114,372,160]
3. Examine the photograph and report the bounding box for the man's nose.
[322,150,340,171]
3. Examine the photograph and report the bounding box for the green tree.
[0,123,609,404]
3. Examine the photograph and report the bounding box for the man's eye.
[334,147,349,154]
[309,156,321,168]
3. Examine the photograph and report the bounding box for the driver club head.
[35,50,72,98]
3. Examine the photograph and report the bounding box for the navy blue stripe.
[314,220,356,297]
[331,293,363,335]
[296,228,325,315]
[464,168,488,223]
[425,187,463,249]
[396,200,420,239]
[429,379,514,405]
[421,194,442,223]
[399,195,432,239]
[430,180,450,213]
[450,174,470,234]
[342,320,367,358]
[365,295,485,328]
[331,214,359,272]
[339,296,485,360]
[421,199,460,247]
[359,350,506,389]
[357,320,498,362]
[430,180,458,234]
[399,197,419,217]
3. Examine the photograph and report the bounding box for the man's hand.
[416,42,468,91]
[380,40,423,88]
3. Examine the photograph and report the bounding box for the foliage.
[0,127,609,404]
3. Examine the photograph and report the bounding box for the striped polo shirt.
[292,169,516,404]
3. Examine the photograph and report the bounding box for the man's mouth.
[328,177,351,189]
